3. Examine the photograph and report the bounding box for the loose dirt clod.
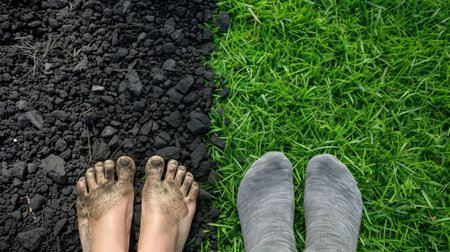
[0,0,222,251]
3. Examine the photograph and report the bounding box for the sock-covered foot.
[303,154,363,252]
[138,156,199,252]
[76,156,136,252]
[237,152,296,252]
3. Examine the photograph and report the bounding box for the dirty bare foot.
[76,156,136,252]
[138,156,199,252]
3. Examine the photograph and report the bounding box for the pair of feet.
[76,155,198,252]
[237,153,363,251]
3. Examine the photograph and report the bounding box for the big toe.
[116,156,136,183]
[238,152,293,199]
[145,155,165,180]
[306,154,358,185]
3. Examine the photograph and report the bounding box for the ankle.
[138,216,177,252]
[91,225,129,252]
[90,213,130,252]
[91,237,128,252]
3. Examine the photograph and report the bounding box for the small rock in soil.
[164,18,176,34]
[16,100,28,111]
[53,218,67,236]
[92,85,105,92]
[44,63,52,74]
[12,161,27,179]
[196,160,211,176]
[199,188,211,201]
[156,146,181,160]
[175,76,195,94]
[55,139,68,153]
[164,111,182,128]
[191,143,207,168]
[52,110,69,122]
[10,209,22,221]
[40,154,66,184]
[151,67,166,82]
[129,123,140,136]
[163,42,176,54]
[140,120,159,135]
[92,141,111,161]
[74,55,88,72]
[81,112,97,125]
[187,111,211,136]
[114,0,132,15]
[108,135,123,150]
[61,186,72,196]
[30,194,46,212]
[167,88,184,104]
[210,135,226,150]
[101,126,118,138]
[162,58,176,71]
[11,194,19,208]
[24,110,44,129]
[154,132,170,148]
[120,70,143,96]
[183,91,198,104]
[27,163,37,174]
[16,227,45,251]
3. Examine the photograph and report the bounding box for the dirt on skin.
[77,156,136,252]
[139,156,199,252]
[0,0,229,251]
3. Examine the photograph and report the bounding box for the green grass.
[206,0,449,251]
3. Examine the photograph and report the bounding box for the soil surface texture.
[0,0,228,251]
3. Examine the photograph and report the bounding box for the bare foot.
[76,156,136,252]
[138,156,199,252]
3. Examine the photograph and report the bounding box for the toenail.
[170,160,177,165]
[151,159,161,166]
[179,166,185,170]
[119,158,130,167]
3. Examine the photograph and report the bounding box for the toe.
[76,177,88,199]
[116,156,136,183]
[86,168,98,191]
[76,177,89,215]
[165,159,178,182]
[180,172,194,196]
[104,159,115,181]
[174,165,187,187]
[94,162,106,185]
[187,182,199,203]
[145,155,165,180]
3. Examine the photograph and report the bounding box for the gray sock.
[303,154,362,252]
[237,152,297,252]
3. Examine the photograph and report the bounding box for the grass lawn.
[205,0,449,251]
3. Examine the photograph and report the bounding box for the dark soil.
[0,0,229,251]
